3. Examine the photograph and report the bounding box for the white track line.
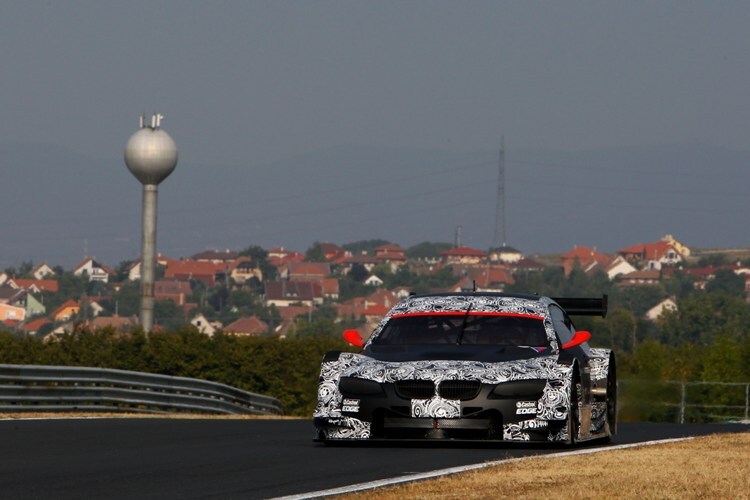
[275,437,694,500]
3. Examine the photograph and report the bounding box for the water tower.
[124,114,178,333]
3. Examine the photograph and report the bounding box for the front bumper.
[314,380,567,442]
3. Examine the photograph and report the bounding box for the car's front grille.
[394,380,435,399]
[439,380,481,400]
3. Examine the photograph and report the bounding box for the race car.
[313,292,616,444]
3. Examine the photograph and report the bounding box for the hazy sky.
[2,2,749,165]
[2,2,750,268]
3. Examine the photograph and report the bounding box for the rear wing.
[551,295,608,318]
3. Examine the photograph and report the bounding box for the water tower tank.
[124,118,178,185]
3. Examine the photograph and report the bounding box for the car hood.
[330,352,571,385]
[363,344,550,363]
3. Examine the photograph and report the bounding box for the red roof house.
[224,316,269,336]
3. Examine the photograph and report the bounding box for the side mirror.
[562,330,591,350]
[343,329,364,348]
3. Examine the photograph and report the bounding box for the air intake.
[394,380,435,400]
[439,380,481,400]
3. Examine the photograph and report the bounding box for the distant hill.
[1,141,749,270]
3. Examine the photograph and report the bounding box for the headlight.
[338,377,385,397]
[490,379,547,398]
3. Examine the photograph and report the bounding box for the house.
[274,305,314,338]
[335,289,399,323]
[391,286,412,299]
[364,289,400,310]
[2,319,21,329]
[284,262,331,282]
[86,315,135,332]
[0,284,48,318]
[127,256,169,281]
[618,235,689,269]
[190,313,221,336]
[18,317,53,336]
[511,257,546,275]
[72,258,115,283]
[375,244,407,271]
[86,299,105,318]
[604,255,637,280]
[0,303,25,322]
[22,293,46,318]
[0,285,27,306]
[618,270,661,286]
[224,316,269,336]
[560,246,610,276]
[230,257,263,284]
[163,259,229,286]
[154,279,193,305]
[679,266,717,290]
[645,297,678,321]
[318,242,347,262]
[51,300,80,322]
[267,247,305,267]
[264,281,324,307]
[7,278,59,294]
[336,255,380,275]
[449,265,515,293]
[361,303,390,326]
[488,245,524,264]
[32,264,56,280]
[364,275,384,287]
[441,247,488,265]
[320,278,340,300]
[44,323,75,341]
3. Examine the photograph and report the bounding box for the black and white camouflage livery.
[314,293,617,444]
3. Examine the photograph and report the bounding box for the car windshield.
[372,313,550,348]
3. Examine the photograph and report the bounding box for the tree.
[406,242,453,260]
[238,245,277,281]
[349,263,369,282]
[701,334,745,383]
[705,269,745,296]
[342,239,391,255]
[207,285,230,311]
[697,254,728,267]
[663,270,696,299]
[44,272,89,312]
[115,260,135,281]
[657,293,750,345]
[289,318,337,338]
[304,242,327,262]
[3,260,34,278]
[610,285,666,318]
[601,307,639,352]
[154,300,185,330]
[106,280,140,317]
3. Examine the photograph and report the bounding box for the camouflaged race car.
[313,292,616,444]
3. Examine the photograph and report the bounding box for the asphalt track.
[1,419,746,499]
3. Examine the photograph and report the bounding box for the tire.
[567,370,582,445]
[606,354,618,436]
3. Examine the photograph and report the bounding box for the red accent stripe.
[390,311,545,321]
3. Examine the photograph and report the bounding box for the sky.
[2,2,750,268]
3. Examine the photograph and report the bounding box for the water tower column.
[140,184,158,331]
[124,114,178,333]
